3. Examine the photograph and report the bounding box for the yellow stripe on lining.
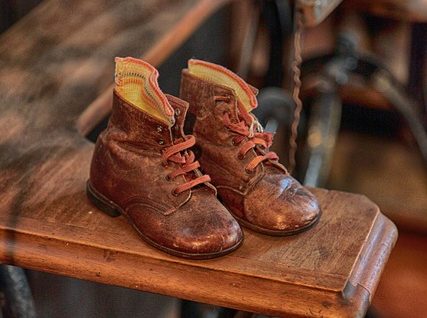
[188,59,257,112]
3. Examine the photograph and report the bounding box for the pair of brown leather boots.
[87,57,320,259]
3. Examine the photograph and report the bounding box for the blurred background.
[0,0,426,317]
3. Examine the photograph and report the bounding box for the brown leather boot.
[87,57,242,259]
[180,59,321,236]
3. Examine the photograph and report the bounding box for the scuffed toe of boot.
[224,174,321,236]
[126,189,243,259]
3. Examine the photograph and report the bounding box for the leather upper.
[89,91,242,255]
[180,70,321,233]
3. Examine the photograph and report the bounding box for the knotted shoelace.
[161,135,210,195]
[215,96,285,173]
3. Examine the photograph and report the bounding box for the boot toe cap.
[243,177,321,235]
[127,198,242,259]
[175,215,243,256]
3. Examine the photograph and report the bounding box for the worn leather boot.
[180,59,321,236]
[87,57,242,259]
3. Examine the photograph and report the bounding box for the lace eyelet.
[171,189,179,197]
[237,153,245,160]
[165,174,172,181]
[158,139,165,145]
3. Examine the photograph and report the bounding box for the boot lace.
[215,96,286,174]
[161,135,211,195]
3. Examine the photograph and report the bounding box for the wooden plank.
[0,1,397,317]
[0,186,397,317]
[76,0,230,136]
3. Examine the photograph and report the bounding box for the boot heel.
[86,181,121,217]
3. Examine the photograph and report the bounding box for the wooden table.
[0,1,397,317]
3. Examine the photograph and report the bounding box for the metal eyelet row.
[157,125,164,145]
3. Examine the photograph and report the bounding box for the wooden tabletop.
[0,1,397,317]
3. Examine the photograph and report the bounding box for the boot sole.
[227,208,322,237]
[86,181,242,259]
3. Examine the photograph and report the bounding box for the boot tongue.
[115,57,174,126]
[188,59,258,121]
[165,94,188,140]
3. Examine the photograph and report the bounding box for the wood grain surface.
[0,1,397,317]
